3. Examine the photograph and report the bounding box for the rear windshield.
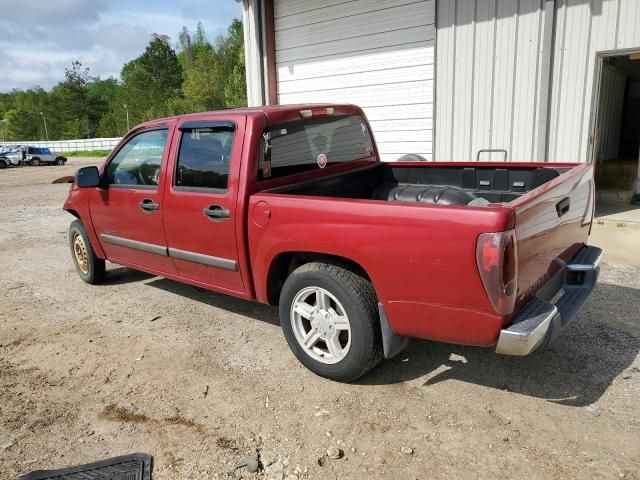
[258,115,374,180]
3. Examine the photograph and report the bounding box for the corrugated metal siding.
[548,0,640,162]
[435,0,552,162]
[596,64,626,161]
[273,0,435,161]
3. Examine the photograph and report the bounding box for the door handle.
[556,197,570,217]
[203,205,231,221]
[138,198,159,212]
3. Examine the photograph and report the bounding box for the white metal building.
[242,0,640,194]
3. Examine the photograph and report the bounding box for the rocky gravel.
[0,159,639,479]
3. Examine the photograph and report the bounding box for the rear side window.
[258,115,374,180]
[175,127,234,190]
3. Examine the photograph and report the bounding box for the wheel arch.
[265,251,372,306]
[65,208,81,219]
[64,207,107,259]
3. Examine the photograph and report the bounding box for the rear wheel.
[279,263,383,382]
[69,220,105,284]
[55,157,65,165]
[30,157,40,166]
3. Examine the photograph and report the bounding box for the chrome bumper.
[496,245,602,356]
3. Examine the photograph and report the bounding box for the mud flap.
[378,302,409,359]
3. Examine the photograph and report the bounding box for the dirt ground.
[1,159,639,480]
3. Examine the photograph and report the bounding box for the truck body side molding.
[168,248,238,271]
[99,234,238,271]
[100,234,168,257]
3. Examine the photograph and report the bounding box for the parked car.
[63,104,601,381]
[0,147,24,167]
[26,146,66,166]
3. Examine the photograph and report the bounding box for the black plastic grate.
[19,453,152,480]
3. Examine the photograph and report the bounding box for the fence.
[0,137,122,153]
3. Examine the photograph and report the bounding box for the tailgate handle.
[203,205,231,221]
[556,197,570,217]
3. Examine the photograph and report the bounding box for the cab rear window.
[258,115,374,180]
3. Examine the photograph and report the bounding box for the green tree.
[179,19,246,111]
[183,47,222,111]
[177,26,194,69]
[218,19,247,108]
[57,61,98,138]
[120,35,184,122]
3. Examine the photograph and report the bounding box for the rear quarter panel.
[248,195,515,346]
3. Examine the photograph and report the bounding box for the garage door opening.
[592,51,640,213]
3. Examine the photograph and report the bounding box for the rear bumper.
[496,245,602,356]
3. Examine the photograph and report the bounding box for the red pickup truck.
[64,104,602,381]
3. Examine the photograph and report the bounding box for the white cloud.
[0,0,242,92]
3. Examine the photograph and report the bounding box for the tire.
[398,153,428,162]
[0,160,6,169]
[30,157,40,166]
[55,157,65,165]
[279,262,383,382]
[68,220,105,284]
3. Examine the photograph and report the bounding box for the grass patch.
[59,150,111,157]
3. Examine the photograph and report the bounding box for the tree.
[183,47,222,111]
[120,35,184,122]
[218,19,247,108]
[177,26,194,69]
[179,19,246,111]
[58,61,97,138]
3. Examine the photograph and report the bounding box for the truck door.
[89,127,177,275]
[162,116,246,295]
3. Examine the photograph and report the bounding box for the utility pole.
[123,104,130,131]
[39,112,49,142]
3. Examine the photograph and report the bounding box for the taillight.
[476,230,518,315]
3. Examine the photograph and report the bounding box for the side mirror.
[75,166,101,188]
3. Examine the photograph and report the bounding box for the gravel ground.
[0,159,639,480]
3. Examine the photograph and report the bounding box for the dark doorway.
[592,52,640,207]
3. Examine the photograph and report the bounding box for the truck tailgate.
[509,163,595,309]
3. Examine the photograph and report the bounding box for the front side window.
[106,129,168,187]
[174,127,234,190]
[258,115,374,180]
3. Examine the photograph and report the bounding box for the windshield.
[258,115,374,180]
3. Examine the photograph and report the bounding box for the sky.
[0,0,243,93]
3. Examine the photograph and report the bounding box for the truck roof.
[135,104,364,130]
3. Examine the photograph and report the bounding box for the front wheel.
[279,263,383,382]
[55,157,65,165]
[69,220,105,284]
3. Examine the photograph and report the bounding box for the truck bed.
[267,162,570,205]
[258,161,594,340]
